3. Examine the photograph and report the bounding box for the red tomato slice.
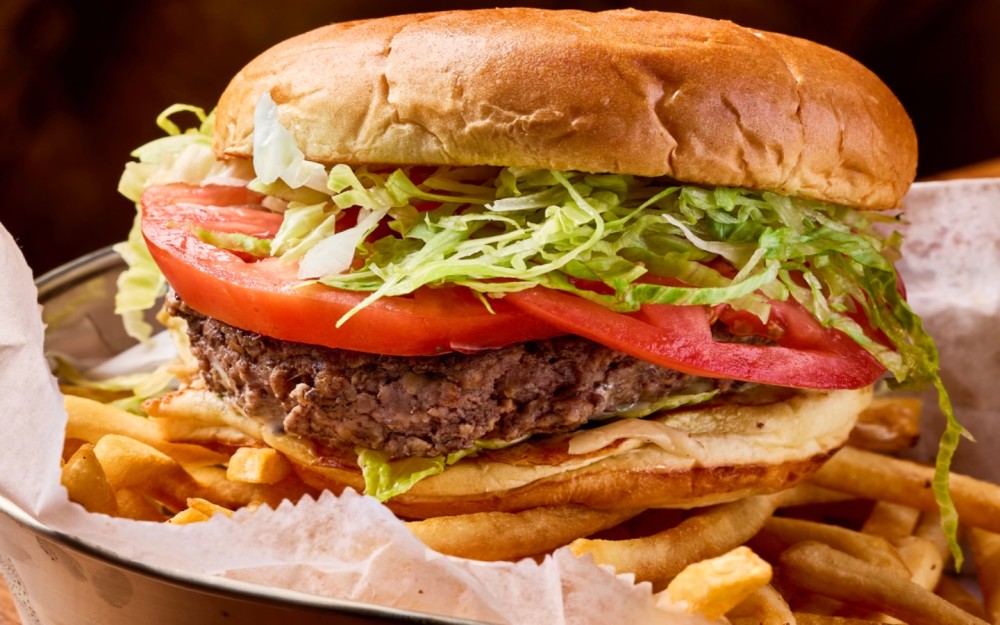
[140,183,563,355]
[503,288,886,389]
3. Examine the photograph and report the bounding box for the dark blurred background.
[3,0,999,276]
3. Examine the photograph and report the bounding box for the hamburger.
[116,8,953,522]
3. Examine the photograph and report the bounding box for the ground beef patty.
[168,294,742,457]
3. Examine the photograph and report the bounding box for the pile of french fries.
[59,392,1000,624]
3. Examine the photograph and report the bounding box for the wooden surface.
[922,156,1000,180]
[1,157,997,625]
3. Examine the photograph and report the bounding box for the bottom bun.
[147,385,872,518]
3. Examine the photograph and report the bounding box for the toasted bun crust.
[148,386,871,518]
[214,8,916,209]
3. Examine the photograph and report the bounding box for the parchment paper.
[897,179,1000,482]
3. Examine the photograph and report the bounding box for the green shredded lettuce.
[51,356,175,415]
[600,389,720,419]
[114,103,249,342]
[193,227,271,257]
[112,213,166,343]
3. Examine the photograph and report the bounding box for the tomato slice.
[503,288,886,389]
[140,183,563,355]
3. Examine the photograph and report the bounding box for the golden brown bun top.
[214,8,917,210]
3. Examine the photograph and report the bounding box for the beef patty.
[168,294,746,457]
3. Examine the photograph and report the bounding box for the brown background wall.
[3,0,999,276]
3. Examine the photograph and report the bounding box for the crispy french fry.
[570,492,783,590]
[935,576,987,622]
[810,446,1000,533]
[92,434,203,511]
[848,396,921,452]
[894,536,945,591]
[62,438,88,463]
[915,510,951,565]
[861,501,921,541]
[780,482,857,508]
[151,415,257,447]
[793,614,887,625]
[166,498,236,525]
[64,395,228,466]
[756,516,910,578]
[93,434,183,489]
[792,594,843,616]
[779,541,988,625]
[146,391,262,443]
[226,447,292,485]
[726,584,796,625]
[409,505,641,561]
[61,443,118,516]
[185,497,235,519]
[186,464,315,510]
[968,528,1000,625]
[660,546,771,620]
[168,507,211,525]
[114,489,168,522]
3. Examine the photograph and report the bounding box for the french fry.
[186,464,316,510]
[779,541,988,625]
[186,497,235,519]
[60,443,118,516]
[168,508,211,525]
[726,584,796,625]
[92,434,203,511]
[810,446,1000,533]
[64,395,228,467]
[968,528,1000,625]
[114,489,168,522]
[93,434,183,488]
[226,447,292,485]
[146,391,262,444]
[935,576,987,622]
[792,594,843,616]
[914,510,951,564]
[167,498,235,525]
[848,396,922,452]
[570,492,783,590]
[780,482,857,508]
[894,536,945,591]
[792,615,888,625]
[408,505,642,561]
[151,415,258,447]
[660,546,771,620]
[755,516,910,578]
[861,501,920,541]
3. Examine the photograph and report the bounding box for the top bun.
[214,8,917,210]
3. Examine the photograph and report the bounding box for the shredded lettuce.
[252,93,328,191]
[115,104,251,342]
[112,213,166,342]
[599,389,720,419]
[193,227,271,257]
[51,356,175,415]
